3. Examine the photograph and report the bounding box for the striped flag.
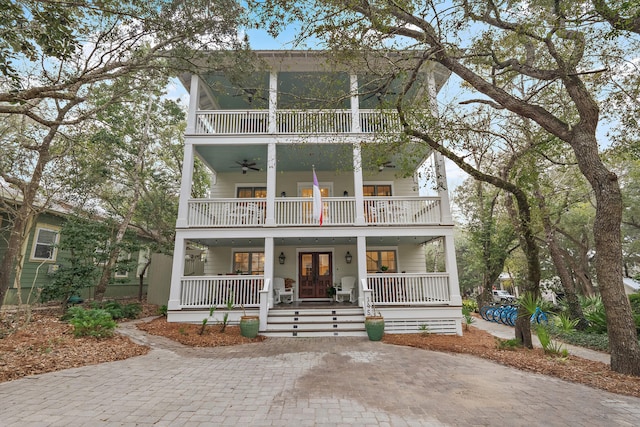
[312,168,323,226]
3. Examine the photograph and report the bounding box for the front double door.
[298,252,333,299]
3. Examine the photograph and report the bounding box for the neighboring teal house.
[0,197,151,305]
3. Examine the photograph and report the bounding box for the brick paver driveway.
[1,324,639,426]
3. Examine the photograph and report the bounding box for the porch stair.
[263,307,367,337]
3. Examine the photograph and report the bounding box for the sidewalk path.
[0,319,637,426]
[471,316,611,364]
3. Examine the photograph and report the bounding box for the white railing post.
[259,278,270,331]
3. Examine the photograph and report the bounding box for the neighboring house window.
[366,250,397,273]
[363,184,392,196]
[233,251,264,274]
[237,186,267,198]
[115,252,131,278]
[31,226,59,261]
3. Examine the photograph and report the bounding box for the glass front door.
[298,252,333,298]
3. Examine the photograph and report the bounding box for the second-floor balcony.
[186,196,442,228]
[193,109,403,136]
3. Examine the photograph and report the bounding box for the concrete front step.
[263,307,367,338]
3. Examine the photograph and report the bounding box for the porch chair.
[273,277,293,304]
[335,276,356,303]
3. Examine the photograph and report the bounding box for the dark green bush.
[89,301,142,320]
[550,326,610,352]
[67,307,117,338]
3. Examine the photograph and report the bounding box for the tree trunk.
[537,191,588,329]
[0,138,54,307]
[571,129,640,375]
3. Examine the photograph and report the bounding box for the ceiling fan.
[378,160,396,172]
[233,160,260,174]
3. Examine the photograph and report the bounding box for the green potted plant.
[327,284,336,299]
[380,265,389,272]
[364,301,384,341]
[239,305,259,338]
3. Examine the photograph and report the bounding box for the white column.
[443,235,462,305]
[260,237,274,330]
[167,236,186,310]
[353,143,365,225]
[356,235,367,307]
[350,74,360,132]
[434,152,453,224]
[265,142,276,226]
[426,69,453,225]
[186,74,199,134]
[175,143,194,228]
[269,72,277,133]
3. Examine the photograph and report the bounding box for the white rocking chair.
[335,276,356,303]
[273,277,293,304]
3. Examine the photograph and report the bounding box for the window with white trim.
[366,250,397,273]
[233,251,264,275]
[31,226,59,261]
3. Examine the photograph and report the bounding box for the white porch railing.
[367,273,450,305]
[179,275,264,308]
[275,197,355,225]
[186,197,440,227]
[195,110,269,134]
[187,199,266,227]
[277,110,352,134]
[359,110,402,133]
[193,109,404,135]
[364,197,441,225]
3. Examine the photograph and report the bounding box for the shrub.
[67,307,117,338]
[89,301,142,320]
[158,305,168,316]
[462,299,478,313]
[553,312,579,333]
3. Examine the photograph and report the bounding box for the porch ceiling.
[195,144,350,173]
[188,235,439,248]
[194,143,426,174]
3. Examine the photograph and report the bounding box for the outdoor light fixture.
[343,190,348,197]
[279,252,286,264]
[345,251,353,264]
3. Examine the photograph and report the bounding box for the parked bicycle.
[530,306,549,325]
[480,304,548,327]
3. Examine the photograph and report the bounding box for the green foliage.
[199,318,209,336]
[199,306,216,335]
[158,305,168,316]
[535,324,567,356]
[517,292,540,316]
[462,299,478,313]
[67,307,117,338]
[550,327,611,352]
[40,215,142,305]
[462,306,475,330]
[418,324,430,335]
[220,296,234,333]
[580,295,608,333]
[496,338,521,350]
[553,312,579,333]
[89,301,142,320]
